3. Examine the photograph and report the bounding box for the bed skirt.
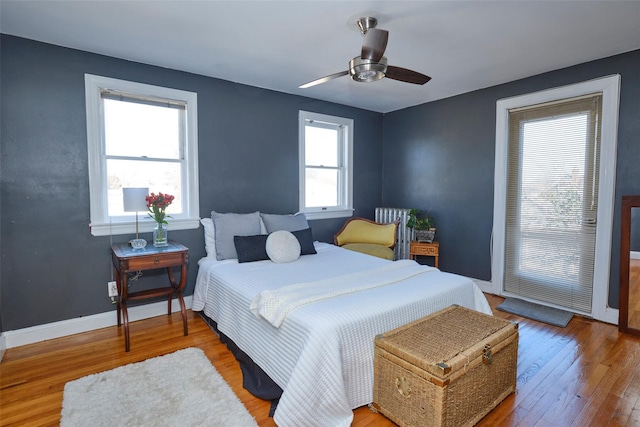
[197,311,283,414]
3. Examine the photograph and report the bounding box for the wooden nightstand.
[409,241,439,268]
[111,240,189,351]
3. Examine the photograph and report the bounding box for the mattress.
[193,242,492,427]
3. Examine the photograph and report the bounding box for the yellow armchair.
[334,217,398,260]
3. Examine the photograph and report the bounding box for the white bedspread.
[193,243,491,427]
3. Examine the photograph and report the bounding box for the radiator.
[375,207,413,260]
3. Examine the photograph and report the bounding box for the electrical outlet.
[108,281,118,297]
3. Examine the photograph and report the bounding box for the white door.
[492,76,620,323]
[503,95,601,313]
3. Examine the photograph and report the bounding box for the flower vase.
[153,223,168,247]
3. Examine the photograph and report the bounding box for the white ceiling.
[2,1,639,113]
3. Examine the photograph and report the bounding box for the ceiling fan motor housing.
[349,56,387,82]
[356,17,378,34]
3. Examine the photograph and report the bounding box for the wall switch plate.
[108,281,118,297]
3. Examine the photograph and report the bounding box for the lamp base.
[129,238,147,249]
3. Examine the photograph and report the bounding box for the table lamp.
[123,187,149,249]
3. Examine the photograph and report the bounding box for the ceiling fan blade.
[385,65,431,85]
[299,70,348,89]
[361,28,388,62]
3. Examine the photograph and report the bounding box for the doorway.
[492,75,620,323]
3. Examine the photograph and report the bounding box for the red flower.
[146,192,174,224]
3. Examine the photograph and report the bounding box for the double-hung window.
[85,74,199,236]
[298,111,353,220]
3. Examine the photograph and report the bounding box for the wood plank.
[570,335,640,427]
[600,367,640,426]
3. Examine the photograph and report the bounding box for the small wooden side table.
[111,240,189,351]
[409,241,439,268]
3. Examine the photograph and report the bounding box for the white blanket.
[193,243,492,427]
[250,260,435,327]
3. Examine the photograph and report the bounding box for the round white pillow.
[266,230,301,263]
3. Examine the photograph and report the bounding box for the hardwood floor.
[1,294,640,426]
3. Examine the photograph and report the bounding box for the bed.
[193,213,492,427]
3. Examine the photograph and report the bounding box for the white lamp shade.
[123,187,149,212]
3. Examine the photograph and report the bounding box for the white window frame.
[85,74,200,236]
[492,75,621,324]
[298,110,354,220]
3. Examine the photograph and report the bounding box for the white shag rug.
[61,347,258,427]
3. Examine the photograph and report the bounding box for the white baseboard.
[2,296,193,350]
[601,306,620,325]
[470,277,497,295]
[0,333,6,362]
[631,251,640,260]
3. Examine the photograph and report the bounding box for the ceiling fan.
[299,17,431,89]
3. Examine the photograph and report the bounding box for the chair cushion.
[342,243,394,260]
[334,220,396,247]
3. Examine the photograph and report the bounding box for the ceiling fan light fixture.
[349,56,387,83]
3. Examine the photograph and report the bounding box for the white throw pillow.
[266,230,301,263]
[200,218,216,257]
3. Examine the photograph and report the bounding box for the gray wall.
[382,49,640,308]
[0,35,383,331]
[2,33,638,332]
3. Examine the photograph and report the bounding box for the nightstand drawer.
[409,241,439,267]
[410,243,438,256]
[123,252,185,271]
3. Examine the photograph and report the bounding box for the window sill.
[304,209,354,221]
[90,218,200,237]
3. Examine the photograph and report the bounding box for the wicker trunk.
[373,305,518,427]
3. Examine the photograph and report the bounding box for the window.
[492,75,620,323]
[85,74,199,236]
[299,111,353,220]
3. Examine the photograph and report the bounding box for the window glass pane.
[106,158,182,216]
[305,168,338,207]
[305,126,338,167]
[521,114,588,231]
[516,114,589,283]
[104,98,181,159]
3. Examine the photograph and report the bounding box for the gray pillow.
[212,211,262,260]
[261,213,309,233]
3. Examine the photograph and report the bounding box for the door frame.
[491,75,621,324]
